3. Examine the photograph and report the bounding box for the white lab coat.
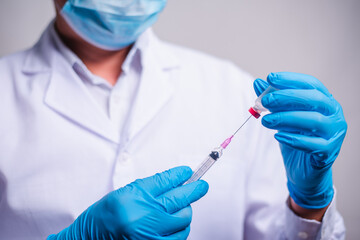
[0,25,344,239]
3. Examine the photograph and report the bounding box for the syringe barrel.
[184,148,223,184]
[250,85,277,118]
[184,156,216,184]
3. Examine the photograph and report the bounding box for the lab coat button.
[112,94,121,104]
[297,232,308,239]
[118,152,131,163]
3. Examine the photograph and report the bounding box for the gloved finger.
[261,89,337,115]
[262,111,334,138]
[157,180,209,214]
[133,166,193,197]
[274,131,345,167]
[156,206,192,236]
[253,78,269,97]
[162,226,190,240]
[267,72,331,97]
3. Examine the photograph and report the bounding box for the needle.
[220,115,252,149]
[232,115,252,136]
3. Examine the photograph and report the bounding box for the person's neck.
[55,16,132,86]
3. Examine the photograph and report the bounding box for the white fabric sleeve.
[285,189,346,240]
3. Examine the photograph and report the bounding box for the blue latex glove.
[254,72,347,209]
[48,166,208,240]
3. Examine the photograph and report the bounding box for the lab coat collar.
[21,22,180,145]
[139,28,180,70]
[22,25,54,74]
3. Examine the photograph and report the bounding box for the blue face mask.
[60,0,167,50]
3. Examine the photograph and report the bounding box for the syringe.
[185,86,277,184]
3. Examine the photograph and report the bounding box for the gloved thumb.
[253,78,269,97]
[131,166,193,198]
[157,180,209,214]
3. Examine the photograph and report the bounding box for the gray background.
[0,0,359,238]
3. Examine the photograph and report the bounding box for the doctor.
[0,0,347,239]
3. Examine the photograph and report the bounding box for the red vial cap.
[249,107,261,119]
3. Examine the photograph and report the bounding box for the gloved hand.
[48,166,208,240]
[254,72,347,209]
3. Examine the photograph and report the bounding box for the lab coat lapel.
[22,24,119,144]
[127,32,179,141]
[44,69,119,144]
[128,61,173,141]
